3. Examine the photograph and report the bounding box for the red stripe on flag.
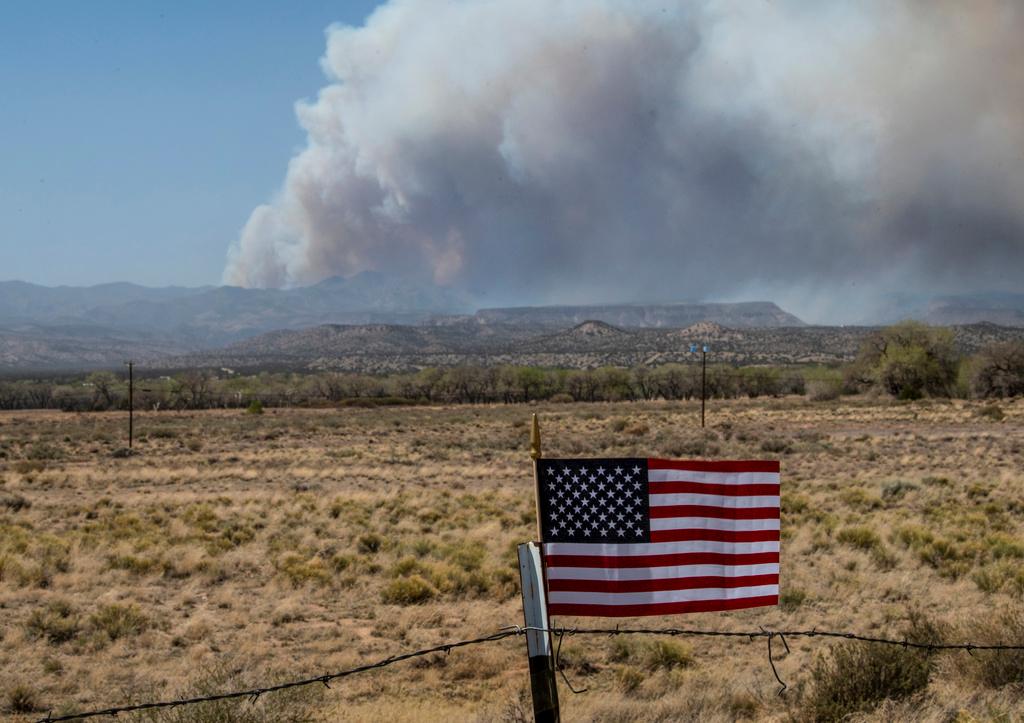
[648,481,780,496]
[548,595,779,617]
[647,459,780,473]
[549,574,779,594]
[544,551,780,569]
[649,505,781,520]
[650,529,780,543]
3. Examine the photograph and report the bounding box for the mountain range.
[1,276,1023,372]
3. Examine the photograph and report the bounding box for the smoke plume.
[223,0,1024,322]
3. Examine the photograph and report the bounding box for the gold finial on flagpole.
[530,413,541,460]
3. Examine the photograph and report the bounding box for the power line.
[35,625,1024,722]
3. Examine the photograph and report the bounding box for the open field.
[2,398,1023,721]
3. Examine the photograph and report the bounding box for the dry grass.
[0,397,1023,721]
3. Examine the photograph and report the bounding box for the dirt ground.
[1,397,1023,721]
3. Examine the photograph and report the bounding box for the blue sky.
[0,1,382,288]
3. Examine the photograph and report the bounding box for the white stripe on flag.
[544,540,780,556]
[547,584,780,606]
[650,517,780,532]
[647,470,780,485]
[546,563,780,581]
[649,493,780,508]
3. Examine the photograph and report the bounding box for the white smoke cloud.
[223,0,1024,322]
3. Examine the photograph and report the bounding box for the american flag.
[538,458,780,617]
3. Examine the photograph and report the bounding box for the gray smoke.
[223,0,1024,322]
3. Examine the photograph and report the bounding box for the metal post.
[519,542,560,723]
[126,360,134,448]
[701,348,706,429]
[524,414,560,722]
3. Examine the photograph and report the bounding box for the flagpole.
[520,413,560,723]
[531,413,544,540]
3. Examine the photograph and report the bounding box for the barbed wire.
[35,629,520,722]
[522,625,1024,696]
[35,625,1024,721]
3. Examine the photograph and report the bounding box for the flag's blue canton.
[538,458,650,544]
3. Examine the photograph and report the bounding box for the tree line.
[1,323,1021,411]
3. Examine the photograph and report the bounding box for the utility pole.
[690,344,709,428]
[701,345,707,429]
[125,360,134,449]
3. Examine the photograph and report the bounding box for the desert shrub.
[973,565,1010,594]
[801,614,942,721]
[4,533,72,588]
[141,664,319,722]
[427,563,492,597]
[246,400,264,415]
[807,379,842,401]
[549,393,574,404]
[5,684,40,713]
[782,493,809,516]
[760,438,792,454]
[442,540,486,571]
[88,603,149,641]
[381,575,436,604]
[13,459,47,474]
[780,588,808,611]
[389,556,423,578]
[958,608,1024,687]
[644,639,694,670]
[988,534,1024,560]
[489,567,519,600]
[975,403,1005,421]
[107,553,162,575]
[25,599,80,644]
[1,493,30,512]
[881,481,917,502]
[608,637,694,671]
[357,532,383,554]
[626,422,650,436]
[836,526,881,551]
[26,441,63,460]
[870,546,899,571]
[841,487,883,511]
[275,553,330,587]
[615,665,645,694]
[917,538,972,578]
[330,553,354,573]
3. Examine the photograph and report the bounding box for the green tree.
[87,371,119,410]
[848,321,959,399]
[515,367,546,402]
[970,341,1024,398]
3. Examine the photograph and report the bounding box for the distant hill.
[878,292,1024,327]
[158,320,1024,374]
[0,323,186,373]
[0,273,473,349]
[474,301,804,329]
